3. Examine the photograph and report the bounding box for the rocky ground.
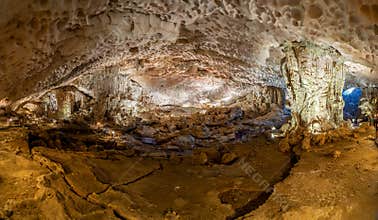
[23,104,288,156]
[0,125,377,220]
[243,126,378,220]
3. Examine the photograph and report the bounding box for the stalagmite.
[0,1,377,219]
[281,41,345,134]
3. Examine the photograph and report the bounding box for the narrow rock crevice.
[30,151,129,218]
[223,153,300,220]
[94,165,163,196]
[113,210,128,220]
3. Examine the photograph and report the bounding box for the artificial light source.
[221,96,233,102]
[343,87,358,96]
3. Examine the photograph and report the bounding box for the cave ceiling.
[0,0,377,102]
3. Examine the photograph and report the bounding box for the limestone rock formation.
[0,0,376,103]
[0,1,375,143]
[282,41,345,133]
[0,1,378,219]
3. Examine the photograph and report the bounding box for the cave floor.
[0,127,377,220]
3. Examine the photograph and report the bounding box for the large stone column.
[281,41,345,134]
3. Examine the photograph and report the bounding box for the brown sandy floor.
[0,126,377,220]
[243,127,378,220]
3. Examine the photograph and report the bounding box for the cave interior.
[0,0,377,219]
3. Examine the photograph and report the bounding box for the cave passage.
[0,1,377,219]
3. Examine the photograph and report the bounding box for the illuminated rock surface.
[0,0,377,219]
[282,41,345,133]
[0,0,376,102]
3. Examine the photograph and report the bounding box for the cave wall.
[14,64,287,146]
[359,87,378,118]
[343,74,378,118]
[0,0,376,102]
[18,66,285,124]
[282,41,345,133]
[361,86,378,101]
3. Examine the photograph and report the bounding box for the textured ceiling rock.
[0,0,377,101]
